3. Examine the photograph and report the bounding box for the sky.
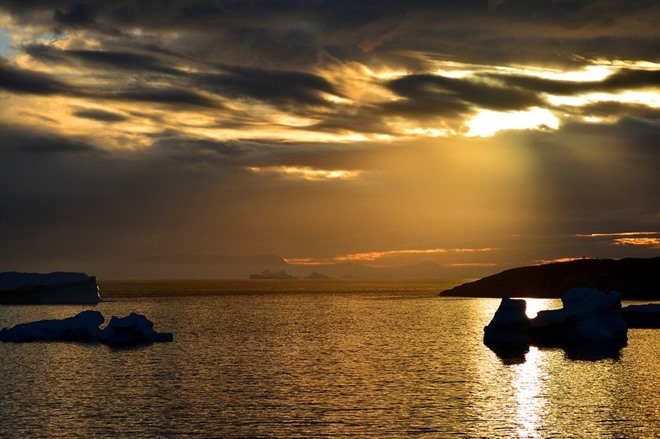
[1,0,659,278]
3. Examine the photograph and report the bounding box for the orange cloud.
[574,231,660,249]
[574,231,658,238]
[285,247,493,265]
[613,237,660,248]
[246,166,362,181]
[533,257,584,265]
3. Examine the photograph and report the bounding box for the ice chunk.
[0,310,104,342]
[100,312,174,347]
[526,288,627,344]
[485,289,630,362]
[561,288,627,342]
[622,304,660,328]
[483,298,532,345]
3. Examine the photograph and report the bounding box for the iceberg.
[0,272,101,304]
[0,311,172,347]
[100,312,174,347]
[529,288,627,344]
[621,304,660,328]
[0,310,104,342]
[483,298,532,346]
[484,288,629,361]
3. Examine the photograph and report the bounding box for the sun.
[466,107,560,137]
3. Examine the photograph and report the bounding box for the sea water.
[0,279,658,438]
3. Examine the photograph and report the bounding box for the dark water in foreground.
[1,279,658,438]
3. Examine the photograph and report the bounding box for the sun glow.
[466,107,560,137]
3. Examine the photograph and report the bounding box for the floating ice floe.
[0,311,172,347]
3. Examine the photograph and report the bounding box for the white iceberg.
[0,272,101,304]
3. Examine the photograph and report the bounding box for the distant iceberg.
[0,311,172,347]
[0,272,101,304]
[250,269,296,279]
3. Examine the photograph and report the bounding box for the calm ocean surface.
[1,279,658,438]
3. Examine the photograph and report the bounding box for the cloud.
[0,1,658,275]
[246,165,362,182]
[574,231,660,250]
[53,2,96,27]
[0,59,72,95]
[110,86,221,108]
[380,73,543,122]
[73,108,129,122]
[286,246,494,265]
[195,66,340,107]
[25,44,184,75]
[1,60,222,109]
[613,237,660,249]
[489,68,660,96]
[0,123,103,156]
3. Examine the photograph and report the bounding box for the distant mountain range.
[439,257,660,300]
[117,253,462,279]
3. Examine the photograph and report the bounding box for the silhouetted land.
[439,257,660,300]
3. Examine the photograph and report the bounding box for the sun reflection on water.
[512,346,547,438]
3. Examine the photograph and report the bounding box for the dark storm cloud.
[382,73,542,118]
[25,44,183,75]
[148,132,252,165]
[0,123,103,156]
[110,87,220,109]
[573,102,660,121]
[195,67,339,107]
[73,108,129,122]
[0,59,71,95]
[489,69,660,96]
[0,61,221,109]
[3,1,658,69]
[309,107,393,135]
[53,2,96,27]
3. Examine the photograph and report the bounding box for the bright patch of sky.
[0,27,17,57]
[466,107,560,137]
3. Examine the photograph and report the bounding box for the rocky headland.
[440,257,660,300]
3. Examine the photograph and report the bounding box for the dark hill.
[439,257,660,300]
